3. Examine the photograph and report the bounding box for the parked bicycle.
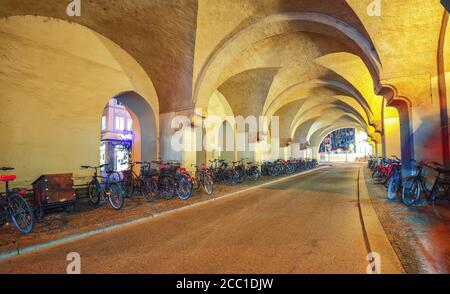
[82,164,125,210]
[0,167,34,234]
[234,160,248,183]
[245,161,261,182]
[143,161,193,201]
[176,164,194,200]
[402,160,450,220]
[208,159,239,185]
[122,161,149,198]
[387,158,402,200]
[191,164,214,196]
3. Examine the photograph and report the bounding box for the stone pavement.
[0,169,326,258]
[364,168,450,273]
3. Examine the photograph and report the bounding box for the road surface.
[0,164,403,273]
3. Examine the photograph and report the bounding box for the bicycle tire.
[203,174,214,196]
[9,192,34,234]
[123,178,134,198]
[247,168,260,182]
[107,182,125,210]
[236,166,247,183]
[176,174,193,200]
[401,177,421,206]
[194,174,202,191]
[223,169,238,185]
[387,175,400,200]
[88,181,101,205]
[143,177,158,202]
[431,184,450,220]
[159,176,175,200]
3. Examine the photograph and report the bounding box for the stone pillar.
[160,111,182,162]
[291,143,301,159]
[311,146,319,160]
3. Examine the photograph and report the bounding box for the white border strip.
[0,166,328,261]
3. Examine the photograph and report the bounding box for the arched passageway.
[0,16,159,187]
[318,128,372,162]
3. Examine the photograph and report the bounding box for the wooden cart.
[32,173,76,220]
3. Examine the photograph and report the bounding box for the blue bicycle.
[82,164,125,210]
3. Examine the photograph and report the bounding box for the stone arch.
[437,11,450,165]
[0,15,159,186]
[115,91,158,163]
[381,84,415,175]
[194,12,382,111]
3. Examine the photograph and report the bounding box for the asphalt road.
[0,164,404,273]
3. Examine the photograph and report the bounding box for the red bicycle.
[0,167,35,234]
[372,156,400,186]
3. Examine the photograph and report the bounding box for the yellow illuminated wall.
[384,106,401,158]
[0,16,159,189]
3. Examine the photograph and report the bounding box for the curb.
[357,167,405,273]
[0,166,328,261]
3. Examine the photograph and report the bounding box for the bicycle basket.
[159,166,177,177]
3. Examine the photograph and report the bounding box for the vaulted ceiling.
[0,0,445,146]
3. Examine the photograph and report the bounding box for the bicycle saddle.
[0,175,16,182]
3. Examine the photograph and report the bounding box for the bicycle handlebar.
[81,164,108,170]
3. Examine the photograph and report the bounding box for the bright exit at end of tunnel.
[0,0,450,290]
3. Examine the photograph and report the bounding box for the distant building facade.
[100,98,133,171]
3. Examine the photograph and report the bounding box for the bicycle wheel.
[202,174,214,196]
[194,174,202,191]
[107,182,125,210]
[143,177,158,202]
[387,174,400,200]
[286,164,295,174]
[159,176,175,200]
[8,192,34,234]
[401,177,421,206]
[123,178,134,198]
[236,168,246,183]
[88,181,101,205]
[223,169,238,185]
[176,174,193,200]
[247,167,260,182]
[431,184,450,220]
[371,168,380,179]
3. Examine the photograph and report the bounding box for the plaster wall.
[0,17,159,188]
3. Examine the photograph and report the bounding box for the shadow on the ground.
[364,167,450,274]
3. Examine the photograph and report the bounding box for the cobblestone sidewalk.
[364,168,450,273]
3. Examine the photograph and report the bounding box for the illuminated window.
[101,116,106,130]
[115,116,124,131]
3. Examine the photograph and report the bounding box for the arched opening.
[100,98,134,172]
[318,128,372,162]
[100,92,157,173]
[383,105,402,159]
[0,16,159,187]
[115,91,158,163]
